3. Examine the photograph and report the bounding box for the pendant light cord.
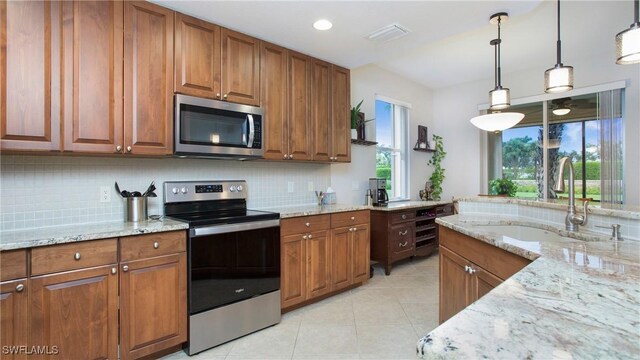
[497,17,502,87]
[635,0,639,24]
[556,0,562,65]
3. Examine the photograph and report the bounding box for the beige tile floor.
[162,253,439,360]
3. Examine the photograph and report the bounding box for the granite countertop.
[417,214,640,359]
[370,200,452,211]
[260,200,452,218]
[0,219,189,251]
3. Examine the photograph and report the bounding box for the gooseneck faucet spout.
[553,157,589,231]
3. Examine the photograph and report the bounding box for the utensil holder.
[126,197,148,222]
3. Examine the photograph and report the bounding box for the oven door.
[188,219,280,315]
[175,94,263,158]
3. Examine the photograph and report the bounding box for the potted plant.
[489,178,518,197]
[427,134,446,200]
[351,99,374,140]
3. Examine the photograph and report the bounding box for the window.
[375,97,410,201]
[489,89,624,204]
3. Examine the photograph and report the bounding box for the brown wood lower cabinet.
[439,225,530,323]
[0,230,187,360]
[280,211,370,310]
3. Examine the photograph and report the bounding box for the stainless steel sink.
[470,224,573,242]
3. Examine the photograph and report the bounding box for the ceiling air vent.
[367,23,411,42]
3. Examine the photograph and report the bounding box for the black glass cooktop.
[167,209,279,227]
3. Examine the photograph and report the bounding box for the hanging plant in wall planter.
[427,134,446,201]
[351,99,374,140]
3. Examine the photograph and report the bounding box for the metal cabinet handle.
[401,214,407,220]
[122,265,129,272]
[289,154,293,159]
[352,227,357,231]
[303,235,308,240]
[126,146,132,152]
[284,154,288,159]
[74,252,81,260]
[153,242,159,249]
[116,145,122,152]
[216,93,221,98]
[464,265,470,273]
[351,216,355,220]
[399,241,408,247]
[399,230,408,236]
[465,265,476,274]
[223,94,228,99]
[15,284,24,292]
[308,234,313,239]
[111,267,117,275]
[305,222,310,227]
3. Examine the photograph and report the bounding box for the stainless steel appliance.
[163,180,280,355]
[174,94,264,159]
[369,178,389,206]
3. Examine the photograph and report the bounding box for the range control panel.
[164,180,247,203]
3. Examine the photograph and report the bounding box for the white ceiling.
[153,0,633,89]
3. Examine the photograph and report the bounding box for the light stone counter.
[370,200,452,211]
[260,200,452,219]
[0,219,189,251]
[417,214,640,359]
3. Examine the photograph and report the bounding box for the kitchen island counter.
[417,214,640,359]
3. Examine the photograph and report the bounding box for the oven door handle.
[191,219,280,237]
[246,114,255,148]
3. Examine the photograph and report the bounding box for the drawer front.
[281,215,330,236]
[390,223,415,256]
[1,249,28,281]
[437,204,454,217]
[391,211,415,224]
[331,210,369,228]
[120,231,186,261]
[31,239,118,276]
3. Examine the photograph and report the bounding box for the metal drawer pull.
[402,214,407,220]
[15,284,24,292]
[305,222,310,227]
[308,234,313,239]
[399,230,408,236]
[153,242,159,249]
[289,154,294,159]
[468,267,477,274]
[351,216,355,220]
[111,267,117,275]
[122,265,129,272]
[303,235,308,240]
[399,241,408,247]
[116,145,122,152]
[74,252,81,260]
[126,146,132,152]
[353,227,357,231]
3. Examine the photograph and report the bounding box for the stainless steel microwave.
[174,94,264,159]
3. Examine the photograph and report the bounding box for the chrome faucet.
[553,157,589,231]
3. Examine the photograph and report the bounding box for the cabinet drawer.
[390,223,415,256]
[390,211,415,224]
[120,231,186,261]
[437,204,454,217]
[281,215,330,236]
[331,210,369,228]
[1,249,28,281]
[31,239,118,276]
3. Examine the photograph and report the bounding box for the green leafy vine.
[427,134,446,200]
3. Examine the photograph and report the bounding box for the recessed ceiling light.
[313,19,332,31]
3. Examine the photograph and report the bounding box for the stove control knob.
[172,187,179,194]
[181,187,188,194]
[236,185,243,192]
[229,186,237,192]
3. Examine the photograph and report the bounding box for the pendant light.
[470,12,524,132]
[489,13,510,110]
[616,0,640,64]
[544,0,573,93]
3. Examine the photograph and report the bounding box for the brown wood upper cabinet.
[260,42,289,160]
[221,29,261,106]
[330,65,351,162]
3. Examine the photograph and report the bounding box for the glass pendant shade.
[552,107,571,116]
[616,23,640,64]
[544,64,573,93]
[470,112,524,132]
[489,87,510,110]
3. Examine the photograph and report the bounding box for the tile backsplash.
[0,155,330,231]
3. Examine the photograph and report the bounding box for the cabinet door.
[287,51,311,161]
[1,0,61,151]
[281,234,306,308]
[352,224,370,284]
[306,230,331,298]
[473,266,502,301]
[62,1,123,154]
[30,265,118,360]
[221,28,260,106]
[124,1,174,155]
[330,227,352,291]
[439,246,472,324]
[310,58,331,162]
[390,222,415,260]
[120,253,187,360]
[331,65,351,162]
[174,13,220,99]
[261,42,288,161]
[0,279,28,360]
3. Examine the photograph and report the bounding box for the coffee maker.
[369,178,389,206]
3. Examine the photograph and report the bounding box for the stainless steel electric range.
[163,180,281,355]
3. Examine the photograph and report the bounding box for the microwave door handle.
[247,114,255,148]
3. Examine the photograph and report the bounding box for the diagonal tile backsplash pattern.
[0,155,330,231]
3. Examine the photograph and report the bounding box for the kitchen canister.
[126,197,148,222]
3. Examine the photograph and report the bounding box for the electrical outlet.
[287,182,294,193]
[100,186,111,203]
[352,181,360,191]
[308,181,314,191]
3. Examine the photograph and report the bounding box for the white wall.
[431,55,640,206]
[330,64,435,204]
